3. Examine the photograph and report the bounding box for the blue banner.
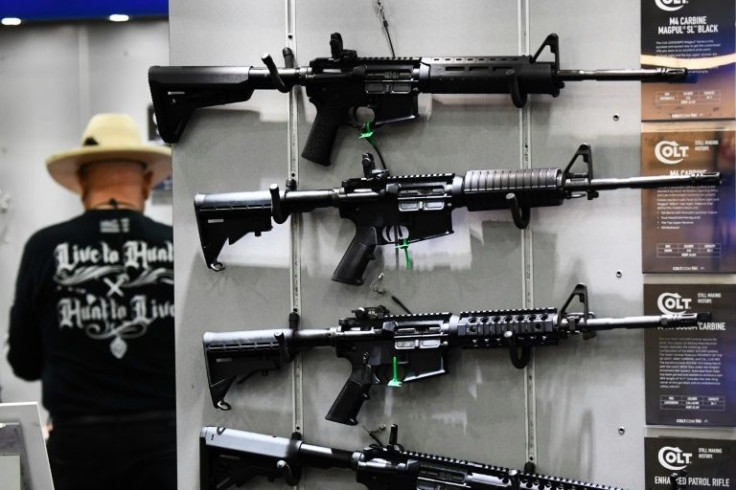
[0,0,167,21]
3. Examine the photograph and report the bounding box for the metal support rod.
[285,3,304,490]
[519,0,538,472]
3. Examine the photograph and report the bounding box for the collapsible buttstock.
[203,329,295,410]
[207,377,237,411]
[149,67,194,143]
[200,428,303,488]
[194,191,274,271]
[148,65,256,143]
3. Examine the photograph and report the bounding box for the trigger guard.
[348,106,378,130]
[375,364,408,384]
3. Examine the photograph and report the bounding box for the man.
[7,114,176,490]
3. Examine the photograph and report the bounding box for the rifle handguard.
[463,168,564,210]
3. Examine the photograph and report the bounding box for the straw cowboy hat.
[46,113,171,194]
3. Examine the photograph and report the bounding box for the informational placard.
[641,127,736,273]
[645,436,734,490]
[641,0,735,121]
[644,284,736,427]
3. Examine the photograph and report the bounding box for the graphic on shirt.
[53,240,174,359]
[100,218,130,233]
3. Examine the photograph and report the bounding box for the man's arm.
[7,237,44,381]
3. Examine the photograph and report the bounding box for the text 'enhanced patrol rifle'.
[150,32,688,165]
[203,284,709,425]
[202,424,627,490]
[194,145,721,285]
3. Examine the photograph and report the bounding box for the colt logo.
[655,141,689,165]
[655,0,687,12]
[658,447,692,471]
[657,292,692,314]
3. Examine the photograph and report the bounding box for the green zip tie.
[359,121,374,140]
[394,238,413,270]
[388,356,403,388]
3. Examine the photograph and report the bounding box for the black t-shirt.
[7,209,175,418]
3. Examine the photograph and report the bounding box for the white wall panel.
[167,1,736,489]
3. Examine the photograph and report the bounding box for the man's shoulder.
[137,215,173,241]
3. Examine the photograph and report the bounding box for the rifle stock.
[200,425,630,490]
[194,191,273,271]
[149,66,259,143]
[150,33,689,164]
[202,285,710,423]
[193,145,721,281]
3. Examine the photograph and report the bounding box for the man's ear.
[77,168,89,202]
[142,171,154,200]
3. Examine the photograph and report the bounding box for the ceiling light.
[109,14,130,22]
[2,18,22,26]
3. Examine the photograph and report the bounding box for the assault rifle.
[201,424,626,490]
[150,32,688,165]
[194,145,721,285]
[203,284,709,425]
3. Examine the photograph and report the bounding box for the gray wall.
[169,1,734,490]
[0,20,170,414]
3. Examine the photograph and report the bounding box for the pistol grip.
[301,105,344,166]
[325,365,373,425]
[331,227,378,286]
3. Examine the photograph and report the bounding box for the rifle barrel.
[557,67,687,82]
[582,313,704,331]
[565,171,720,192]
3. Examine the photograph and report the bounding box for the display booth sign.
[645,436,734,490]
[641,127,736,273]
[644,284,736,427]
[641,0,735,121]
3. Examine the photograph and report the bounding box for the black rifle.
[194,145,721,285]
[201,424,626,490]
[150,32,688,165]
[203,284,709,425]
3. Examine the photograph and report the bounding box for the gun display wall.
[163,1,734,489]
